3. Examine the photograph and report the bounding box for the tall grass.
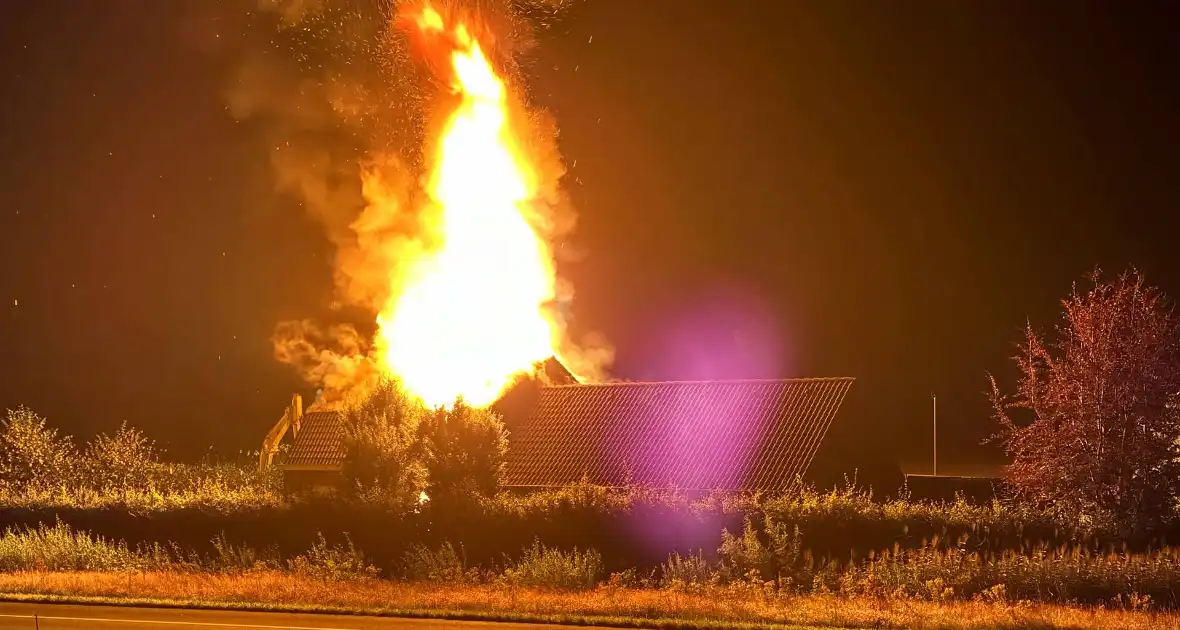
[403,540,603,590]
[3,479,1176,573]
[844,543,1180,606]
[289,533,378,580]
[503,540,603,590]
[6,406,1180,604]
[2,571,1172,630]
[403,542,482,584]
[0,408,281,511]
[5,520,1180,611]
[704,526,1180,607]
[0,521,379,578]
[2,409,1168,554]
[0,520,153,572]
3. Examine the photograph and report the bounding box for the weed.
[288,533,378,581]
[403,542,483,584]
[503,540,603,590]
[661,551,712,587]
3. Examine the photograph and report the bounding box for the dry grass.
[0,570,1175,630]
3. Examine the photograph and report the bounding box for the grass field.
[1,520,1178,629]
[5,408,1180,627]
[0,570,1175,630]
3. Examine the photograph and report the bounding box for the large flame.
[372,5,560,409]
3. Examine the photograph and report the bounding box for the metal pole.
[932,392,937,477]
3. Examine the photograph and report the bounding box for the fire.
[372,4,561,409]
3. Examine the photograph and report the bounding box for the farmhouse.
[263,373,896,495]
[505,378,856,491]
[258,393,347,494]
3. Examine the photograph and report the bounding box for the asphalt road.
[0,603,575,630]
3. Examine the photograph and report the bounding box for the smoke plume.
[226,0,612,404]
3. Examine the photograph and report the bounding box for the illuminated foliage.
[84,422,158,491]
[990,268,1180,532]
[342,378,509,506]
[418,399,508,501]
[341,378,429,509]
[0,407,76,493]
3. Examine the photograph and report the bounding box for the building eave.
[281,464,344,472]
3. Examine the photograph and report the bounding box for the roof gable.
[503,378,854,491]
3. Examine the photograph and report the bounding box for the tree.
[341,378,428,509]
[989,268,1180,532]
[0,407,77,493]
[84,422,159,490]
[341,379,509,509]
[419,399,508,501]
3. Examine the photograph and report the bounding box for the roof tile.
[503,378,854,491]
[285,410,346,468]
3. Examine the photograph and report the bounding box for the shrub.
[84,422,159,490]
[503,540,603,590]
[341,379,428,510]
[0,409,281,509]
[0,407,77,493]
[341,380,509,508]
[403,541,482,583]
[419,399,508,501]
[990,268,1180,533]
[718,517,775,582]
[288,532,378,581]
[207,533,279,572]
[661,550,713,587]
[152,458,281,498]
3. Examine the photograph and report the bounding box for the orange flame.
[371,4,561,409]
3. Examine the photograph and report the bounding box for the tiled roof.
[503,378,855,491]
[285,410,346,469]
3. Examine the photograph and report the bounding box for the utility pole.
[932,392,938,477]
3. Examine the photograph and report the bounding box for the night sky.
[1,1,1176,471]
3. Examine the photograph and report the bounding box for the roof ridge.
[542,376,856,389]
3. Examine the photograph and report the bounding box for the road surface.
[0,603,574,630]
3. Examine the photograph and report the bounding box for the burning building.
[262,372,893,495]
[263,1,611,412]
[256,3,898,495]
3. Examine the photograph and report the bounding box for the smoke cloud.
[226,0,612,404]
[271,319,380,405]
